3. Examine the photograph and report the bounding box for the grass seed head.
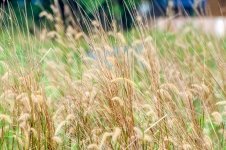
[0,114,12,124]
[87,144,99,150]
[52,136,62,144]
[211,111,223,125]
[112,127,121,143]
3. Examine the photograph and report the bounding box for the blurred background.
[0,0,226,30]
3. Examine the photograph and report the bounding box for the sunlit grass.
[0,3,226,150]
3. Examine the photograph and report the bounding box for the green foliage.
[80,0,106,14]
[79,0,141,13]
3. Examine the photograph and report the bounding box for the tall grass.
[0,2,226,149]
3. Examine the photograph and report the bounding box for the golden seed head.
[0,114,12,124]
[52,136,62,144]
[112,127,121,143]
[211,111,223,125]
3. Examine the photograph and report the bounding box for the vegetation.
[5,0,141,29]
[0,2,226,150]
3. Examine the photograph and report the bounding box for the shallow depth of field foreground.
[1,8,226,150]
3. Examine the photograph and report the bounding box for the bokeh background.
[1,0,225,30]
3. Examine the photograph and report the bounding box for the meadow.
[0,5,226,150]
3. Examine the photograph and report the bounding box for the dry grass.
[0,3,226,150]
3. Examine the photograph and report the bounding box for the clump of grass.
[0,2,226,149]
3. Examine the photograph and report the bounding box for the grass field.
[0,7,226,150]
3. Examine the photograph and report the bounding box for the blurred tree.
[76,0,140,29]
[5,0,193,30]
[57,0,141,30]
